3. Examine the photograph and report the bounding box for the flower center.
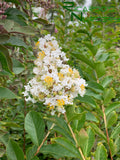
[57,99,65,107]
[80,84,85,91]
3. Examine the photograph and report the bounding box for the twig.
[34,113,61,156]
[102,104,113,160]
[64,113,86,160]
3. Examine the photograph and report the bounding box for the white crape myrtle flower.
[23,34,87,115]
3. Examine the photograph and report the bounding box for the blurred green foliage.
[0,0,120,160]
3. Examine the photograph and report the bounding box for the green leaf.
[52,126,74,143]
[88,123,107,141]
[115,136,120,153]
[70,51,95,68]
[77,29,90,37]
[40,144,78,159]
[83,127,95,157]
[75,129,88,151]
[101,76,113,88]
[0,133,9,146]
[25,111,45,146]
[5,8,27,26]
[103,88,116,104]
[0,44,13,74]
[91,27,102,35]
[77,95,97,108]
[95,62,106,78]
[43,24,55,33]
[0,87,18,99]
[12,58,25,74]
[111,123,120,139]
[105,102,120,116]
[87,81,104,93]
[5,0,20,4]
[52,137,81,158]
[6,139,24,160]
[106,111,117,128]
[0,121,20,128]
[83,42,98,56]
[68,111,86,123]
[3,36,28,48]
[45,116,71,138]
[0,19,37,35]
[26,145,38,160]
[109,139,117,156]
[32,18,49,25]
[95,143,107,160]
[86,89,102,100]
[86,112,99,123]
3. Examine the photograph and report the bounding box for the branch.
[64,113,86,160]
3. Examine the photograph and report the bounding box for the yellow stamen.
[69,68,73,74]
[58,73,64,80]
[44,76,54,86]
[80,84,85,91]
[38,51,45,59]
[57,99,65,107]
[50,106,54,110]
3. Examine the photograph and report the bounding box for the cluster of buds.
[23,34,87,115]
[0,2,10,19]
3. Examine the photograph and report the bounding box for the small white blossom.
[23,34,87,115]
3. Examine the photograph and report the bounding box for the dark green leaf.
[25,111,45,146]
[105,102,120,116]
[26,145,38,160]
[0,87,18,99]
[3,36,28,48]
[77,95,97,108]
[12,58,25,74]
[83,127,95,156]
[6,139,24,160]
[52,137,81,158]
[87,81,104,93]
[0,44,13,74]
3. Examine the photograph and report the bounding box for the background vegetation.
[0,0,120,159]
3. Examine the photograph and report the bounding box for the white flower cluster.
[23,34,87,115]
